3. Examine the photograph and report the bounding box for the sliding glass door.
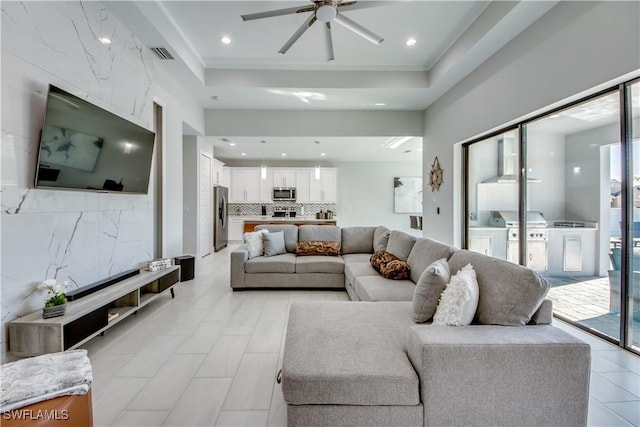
[524,91,620,342]
[464,77,640,354]
[627,80,639,351]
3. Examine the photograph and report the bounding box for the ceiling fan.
[241,0,389,61]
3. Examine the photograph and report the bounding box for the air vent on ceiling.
[150,47,174,60]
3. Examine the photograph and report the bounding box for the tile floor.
[82,246,640,426]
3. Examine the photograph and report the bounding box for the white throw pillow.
[432,263,479,326]
[244,229,268,259]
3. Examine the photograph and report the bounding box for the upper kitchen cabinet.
[230,168,261,202]
[212,159,225,186]
[259,169,274,202]
[295,169,310,202]
[310,168,337,202]
[273,169,297,187]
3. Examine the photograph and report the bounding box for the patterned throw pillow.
[379,259,411,280]
[370,251,398,272]
[295,241,341,256]
[244,229,268,259]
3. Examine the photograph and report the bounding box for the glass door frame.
[462,78,639,355]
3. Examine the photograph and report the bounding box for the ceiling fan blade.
[333,14,384,45]
[324,22,335,62]
[241,5,315,21]
[278,15,316,54]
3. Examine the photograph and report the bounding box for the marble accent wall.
[1,1,156,360]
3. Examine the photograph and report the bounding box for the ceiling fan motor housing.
[316,0,338,22]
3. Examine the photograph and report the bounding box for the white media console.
[9,266,180,357]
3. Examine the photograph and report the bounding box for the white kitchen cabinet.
[295,169,310,202]
[547,229,596,275]
[228,217,245,241]
[309,168,337,202]
[273,169,297,187]
[212,159,225,186]
[259,169,274,202]
[230,168,261,202]
[468,227,507,260]
[469,236,492,257]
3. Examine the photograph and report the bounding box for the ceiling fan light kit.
[241,0,386,61]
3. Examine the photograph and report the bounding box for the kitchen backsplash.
[229,203,337,216]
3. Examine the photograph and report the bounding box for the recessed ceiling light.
[98,37,111,45]
[374,103,386,106]
[281,153,287,156]
[241,152,247,156]
[405,38,417,47]
[320,153,326,157]
[220,36,232,45]
[229,142,236,146]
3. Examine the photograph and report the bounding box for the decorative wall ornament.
[429,156,443,191]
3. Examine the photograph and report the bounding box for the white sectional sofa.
[230,224,591,427]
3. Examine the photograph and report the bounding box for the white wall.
[182,136,198,255]
[332,162,423,235]
[182,136,215,256]
[151,67,205,258]
[206,110,424,137]
[0,1,203,361]
[422,1,640,245]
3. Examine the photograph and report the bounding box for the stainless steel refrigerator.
[213,186,228,251]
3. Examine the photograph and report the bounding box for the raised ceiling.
[106,1,559,161]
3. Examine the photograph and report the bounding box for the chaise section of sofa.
[283,301,423,427]
[281,239,591,427]
[407,324,590,427]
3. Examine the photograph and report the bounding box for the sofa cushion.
[295,241,341,256]
[406,238,457,283]
[245,253,296,273]
[263,231,286,256]
[386,230,417,261]
[344,262,378,285]
[341,227,376,254]
[296,256,345,274]
[256,224,298,253]
[370,251,397,272]
[413,258,450,323]
[298,225,341,242]
[355,275,415,301]
[282,301,419,406]
[379,259,411,280]
[341,253,373,264]
[243,229,268,259]
[433,263,479,326]
[448,250,549,325]
[373,226,391,252]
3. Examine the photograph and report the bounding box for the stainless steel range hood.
[482,137,540,183]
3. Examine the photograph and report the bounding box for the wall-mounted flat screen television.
[35,85,155,194]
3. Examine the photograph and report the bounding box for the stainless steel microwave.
[273,187,296,201]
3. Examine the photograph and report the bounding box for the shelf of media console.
[8,266,180,357]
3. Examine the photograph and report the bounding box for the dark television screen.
[35,85,155,194]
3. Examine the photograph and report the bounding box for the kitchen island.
[228,215,337,241]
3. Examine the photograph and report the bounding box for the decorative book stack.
[147,258,173,271]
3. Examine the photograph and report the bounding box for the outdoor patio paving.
[545,275,639,351]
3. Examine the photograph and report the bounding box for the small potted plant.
[38,279,69,318]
